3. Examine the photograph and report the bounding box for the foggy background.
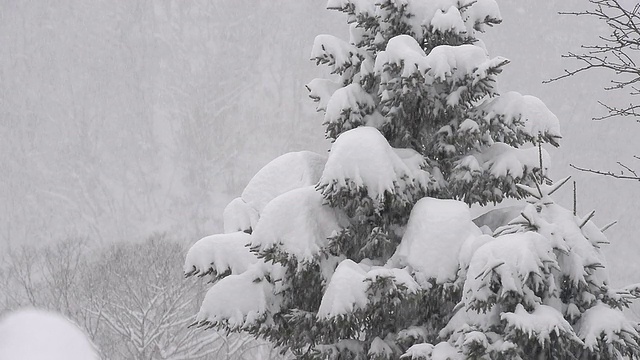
[1,1,639,286]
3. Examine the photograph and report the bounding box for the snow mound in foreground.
[0,308,98,360]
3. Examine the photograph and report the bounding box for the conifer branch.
[600,220,618,232]
[547,176,571,196]
[578,210,596,229]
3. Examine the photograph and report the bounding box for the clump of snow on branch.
[225,151,326,232]
[431,6,466,33]
[196,263,281,330]
[319,260,420,318]
[389,197,482,284]
[374,0,501,40]
[250,186,346,261]
[311,34,363,74]
[223,197,258,234]
[403,342,462,360]
[501,304,579,346]
[307,78,341,112]
[318,126,431,204]
[183,231,257,279]
[369,337,395,358]
[477,91,562,145]
[500,180,610,287]
[463,0,501,32]
[577,302,640,350]
[318,259,369,318]
[463,232,557,309]
[459,143,550,179]
[374,36,506,86]
[324,83,376,130]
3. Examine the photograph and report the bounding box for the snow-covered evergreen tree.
[184,1,639,359]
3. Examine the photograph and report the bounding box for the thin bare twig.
[570,163,640,180]
[547,0,640,120]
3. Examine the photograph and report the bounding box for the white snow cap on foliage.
[375,35,428,77]
[375,0,500,40]
[325,0,500,40]
[318,260,419,319]
[506,194,610,287]
[184,231,257,277]
[427,45,504,83]
[319,126,431,201]
[197,263,280,329]
[431,6,466,33]
[366,267,420,294]
[223,197,258,233]
[251,186,345,261]
[318,259,369,318]
[440,305,502,338]
[458,142,549,179]
[324,83,375,126]
[478,91,562,140]
[402,342,462,360]
[390,197,482,284]
[464,0,501,32]
[463,232,557,307]
[577,302,640,350]
[0,308,98,360]
[311,34,362,72]
[375,36,504,83]
[238,151,326,228]
[307,78,341,112]
[369,337,394,357]
[501,304,579,345]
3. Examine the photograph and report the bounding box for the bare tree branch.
[547,0,640,121]
[548,1,640,182]
[570,163,640,180]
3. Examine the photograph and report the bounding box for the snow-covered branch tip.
[600,220,618,233]
[578,209,596,229]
